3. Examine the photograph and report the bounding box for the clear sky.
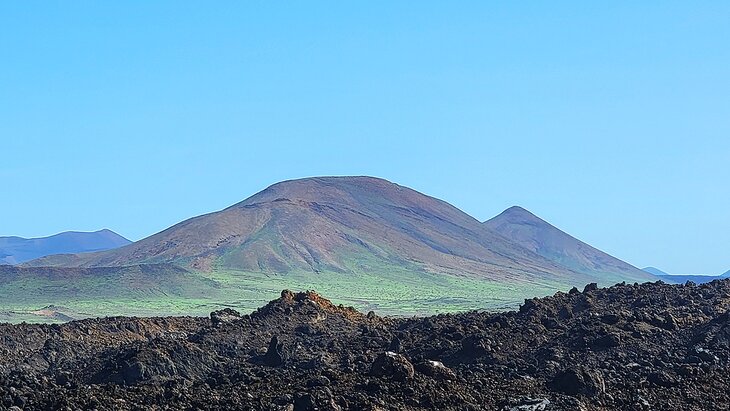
[1,2,728,274]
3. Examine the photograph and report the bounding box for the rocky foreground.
[2,281,730,410]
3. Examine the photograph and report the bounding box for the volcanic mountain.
[484,206,651,284]
[27,177,654,289]
[0,229,131,265]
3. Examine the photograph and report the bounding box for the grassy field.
[0,258,576,323]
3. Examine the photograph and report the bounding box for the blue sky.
[1,2,728,274]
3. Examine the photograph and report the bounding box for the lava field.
[2,280,730,410]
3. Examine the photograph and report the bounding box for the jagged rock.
[370,352,414,381]
[648,370,677,387]
[503,397,551,411]
[593,332,621,348]
[550,367,605,396]
[688,346,719,364]
[55,371,72,386]
[583,283,598,293]
[294,389,341,411]
[307,376,331,387]
[263,336,286,367]
[460,336,489,358]
[210,308,241,326]
[600,313,620,325]
[415,360,456,380]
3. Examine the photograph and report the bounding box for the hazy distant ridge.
[642,266,730,284]
[0,230,131,265]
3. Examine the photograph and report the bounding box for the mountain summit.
[26,177,654,287]
[484,206,649,283]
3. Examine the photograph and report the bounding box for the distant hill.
[484,206,652,284]
[643,266,729,284]
[0,230,131,265]
[27,177,655,289]
[642,267,670,277]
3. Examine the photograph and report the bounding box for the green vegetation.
[0,255,577,324]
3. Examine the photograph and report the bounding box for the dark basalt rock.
[370,351,414,381]
[2,282,730,409]
[502,397,551,411]
[648,370,678,387]
[415,360,456,380]
[263,335,286,367]
[210,308,242,327]
[550,367,605,397]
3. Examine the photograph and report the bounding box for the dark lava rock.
[600,313,620,325]
[263,335,286,366]
[415,360,456,380]
[370,351,414,381]
[550,367,605,396]
[294,389,341,411]
[210,308,242,326]
[502,397,551,411]
[687,346,719,364]
[648,370,678,387]
[3,282,730,410]
[593,332,621,348]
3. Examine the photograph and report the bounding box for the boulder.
[550,367,605,397]
[210,308,241,326]
[263,336,286,367]
[415,360,456,380]
[370,352,414,381]
[504,397,551,411]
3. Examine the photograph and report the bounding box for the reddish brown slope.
[484,206,652,283]
[26,177,654,285]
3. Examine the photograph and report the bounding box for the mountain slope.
[484,206,651,283]
[26,177,655,288]
[0,229,131,265]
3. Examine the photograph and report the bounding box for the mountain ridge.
[484,205,649,283]
[0,229,131,265]
[26,176,654,288]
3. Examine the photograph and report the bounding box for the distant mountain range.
[2,176,664,320]
[643,266,730,284]
[27,176,654,288]
[0,230,131,265]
